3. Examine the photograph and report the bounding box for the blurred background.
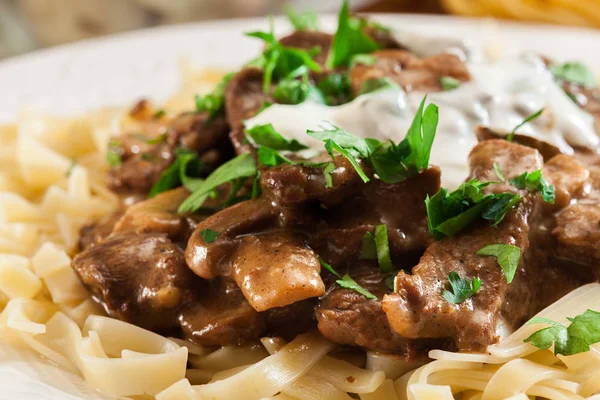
[1,0,599,60]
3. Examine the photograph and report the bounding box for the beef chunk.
[179,278,266,346]
[108,112,231,197]
[383,140,543,351]
[73,233,195,332]
[312,167,440,266]
[475,126,561,161]
[78,210,123,251]
[224,67,269,153]
[316,262,451,355]
[350,49,470,95]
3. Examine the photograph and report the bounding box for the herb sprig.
[442,271,481,304]
[285,7,319,31]
[319,258,377,300]
[359,225,393,273]
[525,310,600,356]
[509,169,555,204]
[477,244,521,283]
[194,73,234,119]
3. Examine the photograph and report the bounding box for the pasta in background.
[1,71,600,400]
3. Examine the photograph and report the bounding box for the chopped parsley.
[493,162,505,182]
[246,19,321,93]
[549,62,597,88]
[153,109,166,119]
[319,258,377,300]
[149,148,203,198]
[106,140,122,167]
[285,7,319,31]
[308,96,439,185]
[509,169,555,204]
[200,228,218,243]
[425,179,522,240]
[524,310,600,356]
[507,108,543,142]
[272,76,323,105]
[246,123,308,151]
[316,73,353,105]
[440,76,461,91]
[477,244,521,283]
[359,225,393,273]
[178,153,257,213]
[326,0,382,69]
[442,271,481,304]
[385,275,395,291]
[358,77,399,96]
[147,133,168,145]
[194,73,234,119]
[257,146,294,167]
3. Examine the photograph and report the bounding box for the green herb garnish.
[149,148,203,198]
[285,7,319,31]
[153,109,166,119]
[178,153,257,213]
[358,225,393,272]
[442,271,481,304]
[147,133,168,145]
[477,244,521,283]
[507,108,543,142]
[425,179,522,240]
[246,123,308,151]
[440,76,461,91]
[319,258,377,300]
[493,162,505,182]
[246,19,321,93]
[316,72,352,105]
[350,54,377,68]
[66,158,77,177]
[509,169,555,203]
[524,310,600,356]
[194,73,234,119]
[326,0,382,69]
[106,141,122,167]
[200,228,218,243]
[549,62,597,88]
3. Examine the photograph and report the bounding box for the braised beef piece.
[108,111,232,197]
[383,140,543,351]
[562,82,600,133]
[312,166,440,266]
[78,211,123,251]
[475,126,561,161]
[73,233,195,332]
[350,49,471,95]
[316,262,452,356]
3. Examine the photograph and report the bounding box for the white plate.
[0,13,599,400]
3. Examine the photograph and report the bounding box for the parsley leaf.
[106,141,122,167]
[440,76,461,91]
[493,162,505,182]
[385,275,395,291]
[358,77,399,96]
[149,149,203,198]
[509,169,555,203]
[549,62,597,88]
[524,310,600,356]
[319,258,377,300]
[272,77,324,105]
[324,139,370,183]
[194,73,234,119]
[246,20,321,93]
[507,108,543,142]
[308,96,439,185]
[326,0,382,69]
[426,179,522,240]
[360,232,377,260]
[285,7,319,31]
[147,133,168,145]
[257,146,294,167]
[178,154,257,213]
[350,54,377,68]
[153,109,166,119]
[246,123,308,151]
[477,244,521,283]
[337,275,378,300]
[358,225,393,272]
[316,73,352,105]
[200,228,218,243]
[375,225,393,272]
[442,271,481,304]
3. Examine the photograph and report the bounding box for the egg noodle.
[1,69,600,400]
[441,0,600,28]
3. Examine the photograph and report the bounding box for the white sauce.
[245,34,598,189]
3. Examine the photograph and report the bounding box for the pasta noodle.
[1,65,600,400]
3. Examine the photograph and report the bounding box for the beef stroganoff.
[1,2,600,399]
